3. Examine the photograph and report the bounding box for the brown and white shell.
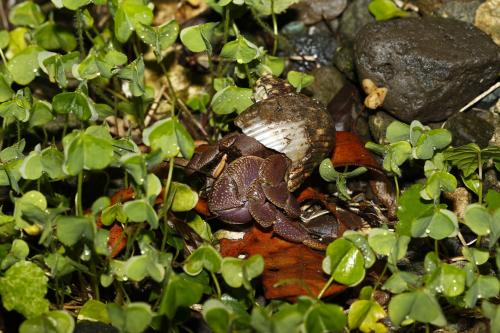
[235,84,336,191]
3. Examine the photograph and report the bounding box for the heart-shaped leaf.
[210,86,253,115]
[113,0,153,43]
[137,20,179,61]
[123,199,159,229]
[56,216,96,246]
[183,244,222,275]
[180,22,218,53]
[389,290,446,327]
[322,238,365,286]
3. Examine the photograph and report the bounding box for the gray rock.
[368,111,398,143]
[444,111,494,148]
[415,0,483,24]
[293,0,347,25]
[436,0,483,23]
[354,17,500,123]
[282,22,338,72]
[305,66,346,105]
[333,45,356,80]
[339,0,375,45]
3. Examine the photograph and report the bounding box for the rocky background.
[273,0,500,147]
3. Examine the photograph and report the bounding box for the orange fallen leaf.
[220,227,346,300]
[332,131,396,218]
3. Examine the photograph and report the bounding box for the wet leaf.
[9,1,45,28]
[62,126,114,175]
[245,0,300,15]
[305,303,346,333]
[56,216,95,246]
[389,290,446,327]
[0,239,29,270]
[202,299,231,333]
[62,0,91,10]
[287,71,314,93]
[463,204,491,236]
[20,310,74,333]
[13,190,47,230]
[348,299,387,333]
[397,184,434,236]
[34,22,77,52]
[462,247,490,266]
[220,255,264,289]
[383,271,421,293]
[52,91,97,121]
[427,263,466,297]
[323,238,365,286]
[107,302,153,333]
[114,0,153,43]
[19,149,42,180]
[171,182,199,212]
[368,228,396,256]
[78,299,110,323]
[342,231,376,268]
[464,275,500,308]
[414,129,452,160]
[180,22,218,53]
[137,20,179,61]
[183,244,222,275]
[124,254,165,282]
[421,170,457,200]
[123,199,158,229]
[211,85,253,115]
[44,253,79,278]
[220,36,260,64]
[30,101,54,127]
[368,0,409,21]
[159,273,204,319]
[0,30,9,49]
[8,46,43,85]
[411,208,458,240]
[118,57,145,97]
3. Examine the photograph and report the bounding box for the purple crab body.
[186,75,336,245]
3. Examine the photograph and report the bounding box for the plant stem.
[244,63,254,86]
[271,0,278,55]
[76,9,85,59]
[477,151,483,203]
[394,175,400,204]
[0,48,7,66]
[317,274,335,299]
[373,262,388,292]
[210,271,222,299]
[216,7,231,77]
[76,172,83,216]
[16,121,21,143]
[160,157,175,252]
[90,258,100,300]
[160,62,177,115]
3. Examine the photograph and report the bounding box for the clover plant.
[0,1,497,332]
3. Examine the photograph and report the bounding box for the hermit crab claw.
[208,154,310,243]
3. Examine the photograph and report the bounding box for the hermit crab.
[187,75,336,245]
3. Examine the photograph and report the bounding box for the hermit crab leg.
[259,154,301,218]
[247,181,277,228]
[273,211,310,243]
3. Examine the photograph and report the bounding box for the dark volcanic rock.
[444,111,495,148]
[293,0,347,25]
[282,22,338,72]
[354,17,500,123]
[339,0,375,45]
